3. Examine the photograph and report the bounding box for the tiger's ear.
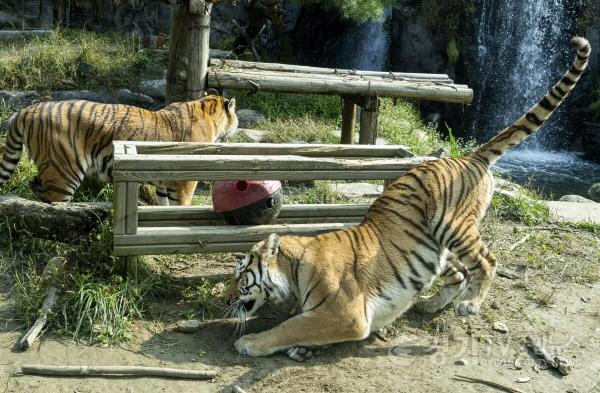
[227,98,236,112]
[265,233,280,256]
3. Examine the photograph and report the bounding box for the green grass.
[182,279,228,321]
[284,181,348,204]
[0,28,163,91]
[491,190,550,226]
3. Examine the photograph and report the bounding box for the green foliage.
[491,193,550,226]
[232,91,340,121]
[446,123,475,157]
[286,181,347,204]
[0,98,12,126]
[0,28,163,91]
[293,0,397,21]
[182,279,228,321]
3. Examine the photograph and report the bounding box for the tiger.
[226,37,591,361]
[0,94,238,205]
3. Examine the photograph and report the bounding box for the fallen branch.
[18,257,67,351]
[0,195,111,242]
[526,335,571,376]
[20,364,217,380]
[453,374,526,393]
[19,288,59,350]
[508,234,530,252]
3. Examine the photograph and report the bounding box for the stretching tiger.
[227,37,590,361]
[0,94,238,205]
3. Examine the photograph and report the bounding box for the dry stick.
[525,335,572,376]
[453,375,527,393]
[19,288,59,351]
[19,257,67,351]
[508,234,531,252]
[20,364,217,380]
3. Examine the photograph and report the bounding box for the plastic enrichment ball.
[212,180,283,225]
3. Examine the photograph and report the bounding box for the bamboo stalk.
[20,364,217,380]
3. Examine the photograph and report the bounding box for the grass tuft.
[491,192,549,226]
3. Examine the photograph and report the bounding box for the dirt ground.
[1,218,599,393]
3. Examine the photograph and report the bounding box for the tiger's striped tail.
[473,36,591,166]
[0,113,25,186]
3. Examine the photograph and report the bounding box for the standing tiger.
[0,94,238,205]
[227,37,590,361]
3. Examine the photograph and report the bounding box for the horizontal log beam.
[113,170,413,182]
[114,223,353,247]
[114,242,257,256]
[138,204,371,227]
[208,70,473,103]
[209,59,452,82]
[126,140,414,158]
[113,154,429,172]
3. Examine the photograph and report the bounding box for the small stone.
[176,319,201,333]
[516,377,531,383]
[485,337,493,345]
[514,358,523,370]
[492,322,508,333]
[454,359,468,366]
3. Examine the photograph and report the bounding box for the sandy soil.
[1,219,599,393]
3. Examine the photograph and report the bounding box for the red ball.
[212,180,283,225]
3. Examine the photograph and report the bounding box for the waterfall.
[470,0,578,149]
[336,13,390,71]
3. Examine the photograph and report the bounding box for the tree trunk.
[166,0,213,104]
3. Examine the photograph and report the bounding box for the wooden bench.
[112,141,435,272]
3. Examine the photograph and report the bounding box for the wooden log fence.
[112,141,435,265]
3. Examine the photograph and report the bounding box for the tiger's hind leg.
[414,254,469,314]
[29,172,79,203]
[448,236,497,316]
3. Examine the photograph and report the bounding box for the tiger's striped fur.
[227,37,590,360]
[0,95,238,205]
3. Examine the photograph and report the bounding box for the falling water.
[470,0,600,197]
[336,13,390,71]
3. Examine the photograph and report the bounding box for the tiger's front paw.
[286,346,314,362]
[235,334,273,357]
[454,301,480,316]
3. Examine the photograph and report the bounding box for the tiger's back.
[0,95,237,203]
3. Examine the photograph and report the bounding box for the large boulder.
[116,89,156,109]
[51,90,114,103]
[139,79,166,100]
[589,183,600,203]
[237,109,266,128]
[559,195,595,203]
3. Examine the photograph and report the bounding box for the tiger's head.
[227,233,289,320]
[198,93,239,140]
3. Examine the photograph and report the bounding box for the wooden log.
[113,154,429,172]
[21,364,217,380]
[138,204,370,222]
[341,97,357,144]
[209,59,452,82]
[112,169,419,182]
[359,96,379,145]
[114,242,258,256]
[114,223,353,246]
[0,195,111,242]
[207,70,473,104]
[130,141,414,158]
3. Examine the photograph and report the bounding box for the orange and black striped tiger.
[226,37,590,361]
[0,94,238,205]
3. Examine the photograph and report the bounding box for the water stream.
[470,0,600,198]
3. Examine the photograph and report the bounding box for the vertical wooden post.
[341,96,356,144]
[167,0,213,103]
[124,144,140,279]
[359,95,380,145]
